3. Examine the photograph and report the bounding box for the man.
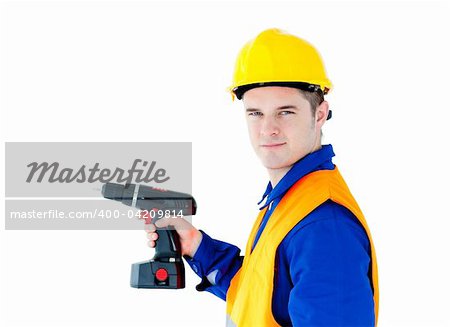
[146,28,379,326]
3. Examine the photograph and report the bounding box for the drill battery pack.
[130,259,185,289]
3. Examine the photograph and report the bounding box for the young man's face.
[243,86,328,174]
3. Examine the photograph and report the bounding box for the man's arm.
[285,204,375,326]
[185,230,244,301]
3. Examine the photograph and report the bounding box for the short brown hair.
[297,89,324,116]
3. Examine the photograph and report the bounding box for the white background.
[1,0,449,326]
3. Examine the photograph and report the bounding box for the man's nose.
[260,117,279,136]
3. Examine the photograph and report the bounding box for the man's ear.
[315,100,329,128]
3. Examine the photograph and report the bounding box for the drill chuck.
[102,183,128,201]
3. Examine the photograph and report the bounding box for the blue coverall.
[185,145,375,326]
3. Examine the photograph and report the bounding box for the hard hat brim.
[232,81,327,100]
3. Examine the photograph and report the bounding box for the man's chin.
[260,159,292,171]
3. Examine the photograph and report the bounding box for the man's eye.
[248,112,262,116]
[280,111,294,115]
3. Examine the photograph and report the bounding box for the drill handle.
[153,218,182,262]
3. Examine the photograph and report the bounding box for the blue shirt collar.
[257,144,335,209]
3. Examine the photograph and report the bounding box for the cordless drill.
[101,183,197,289]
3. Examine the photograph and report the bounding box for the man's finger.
[146,233,158,240]
[138,210,152,224]
[154,217,176,228]
[145,223,156,233]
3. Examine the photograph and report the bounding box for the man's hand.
[143,213,203,258]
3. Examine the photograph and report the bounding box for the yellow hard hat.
[228,28,332,101]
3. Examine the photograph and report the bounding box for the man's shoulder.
[295,199,363,228]
[280,199,370,252]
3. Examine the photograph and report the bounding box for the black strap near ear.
[327,110,332,120]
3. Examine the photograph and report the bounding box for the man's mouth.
[261,142,286,148]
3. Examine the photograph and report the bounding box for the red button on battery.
[155,268,168,281]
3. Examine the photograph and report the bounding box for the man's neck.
[268,145,324,188]
[267,166,291,188]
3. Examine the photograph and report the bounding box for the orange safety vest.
[225,167,379,326]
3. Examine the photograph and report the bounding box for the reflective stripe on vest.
[225,167,379,326]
